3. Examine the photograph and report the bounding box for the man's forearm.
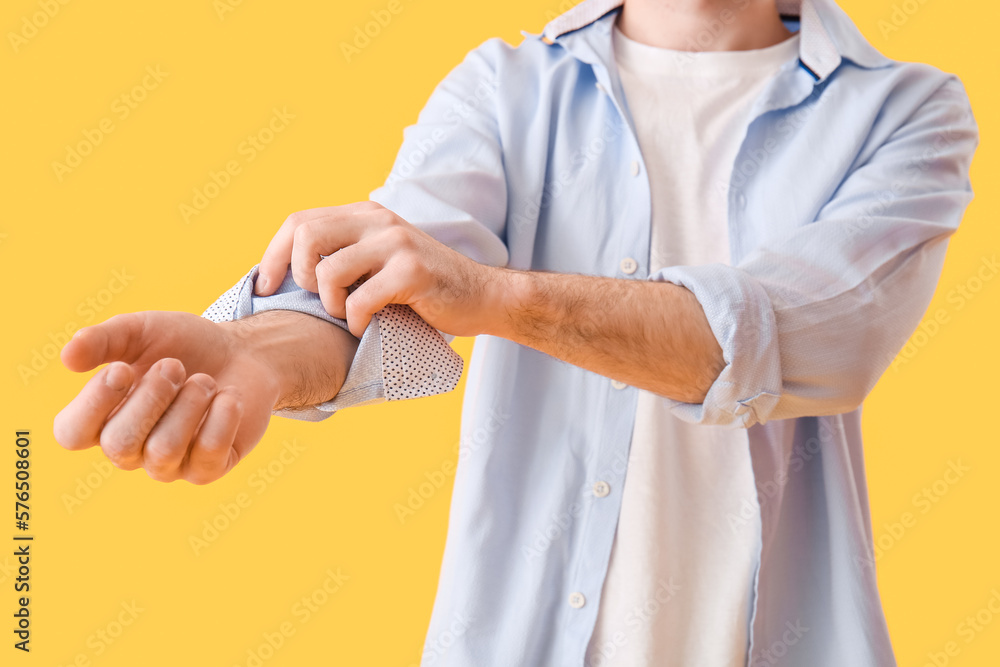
[487,269,724,404]
[220,309,359,411]
[241,203,722,405]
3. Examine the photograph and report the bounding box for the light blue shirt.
[204,1,977,664]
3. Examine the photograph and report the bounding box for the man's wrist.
[220,310,359,411]
[482,267,535,340]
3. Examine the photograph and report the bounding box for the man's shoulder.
[834,56,972,124]
[457,32,584,83]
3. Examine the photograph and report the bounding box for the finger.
[256,216,301,297]
[100,358,187,471]
[61,313,148,372]
[315,243,389,319]
[183,393,243,485]
[290,204,399,294]
[344,269,411,338]
[53,362,135,451]
[257,202,382,296]
[142,374,218,482]
[290,222,365,295]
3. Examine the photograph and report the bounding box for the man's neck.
[618,0,793,51]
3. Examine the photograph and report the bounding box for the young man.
[56,0,977,664]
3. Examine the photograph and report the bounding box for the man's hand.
[254,202,507,339]
[54,310,357,484]
[255,202,724,404]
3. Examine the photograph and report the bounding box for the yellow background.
[1,0,997,665]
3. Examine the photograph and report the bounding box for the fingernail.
[191,375,217,395]
[255,276,268,295]
[159,361,185,388]
[105,364,131,391]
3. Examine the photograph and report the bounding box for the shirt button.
[611,380,627,390]
[619,257,638,275]
[595,82,606,94]
[630,161,641,177]
[593,481,611,498]
[568,592,586,609]
[736,192,747,209]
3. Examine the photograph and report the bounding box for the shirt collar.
[539,0,890,81]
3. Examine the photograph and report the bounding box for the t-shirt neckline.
[612,25,801,77]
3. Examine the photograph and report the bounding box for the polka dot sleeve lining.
[200,265,464,421]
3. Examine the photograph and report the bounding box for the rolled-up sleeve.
[200,39,511,419]
[202,265,465,421]
[652,76,978,427]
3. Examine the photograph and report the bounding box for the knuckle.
[384,224,411,245]
[185,469,219,486]
[103,446,139,471]
[315,255,336,280]
[195,431,227,454]
[52,416,79,449]
[100,426,139,460]
[394,252,424,281]
[104,312,133,328]
[376,208,400,227]
[144,465,177,483]
[292,220,313,248]
[284,210,309,230]
[143,436,181,469]
[297,220,329,254]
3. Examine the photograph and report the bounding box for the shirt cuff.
[201,265,464,421]
[650,263,782,428]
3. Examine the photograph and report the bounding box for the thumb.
[255,223,297,297]
[61,312,148,373]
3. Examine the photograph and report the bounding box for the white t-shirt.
[585,27,801,667]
